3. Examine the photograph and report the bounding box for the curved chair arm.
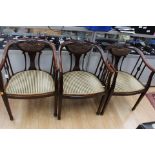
[0,41,15,71]
[47,42,59,90]
[47,42,58,73]
[0,72,5,93]
[0,41,16,92]
[58,42,72,95]
[128,46,155,72]
[47,42,59,95]
[94,44,117,73]
[93,44,117,91]
[128,46,155,88]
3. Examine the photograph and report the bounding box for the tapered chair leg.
[58,95,62,120]
[100,92,113,115]
[132,92,146,111]
[2,94,14,120]
[96,94,108,115]
[54,94,57,117]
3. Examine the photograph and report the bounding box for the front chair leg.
[58,95,62,120]
[100,91,113,115]
[54,93,57,117]
[2,94,14,121]
[96,94,108,115]
[132,92,146,111]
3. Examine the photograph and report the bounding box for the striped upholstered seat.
[114,71,144,93]
[63,71,104,95]
[5,70,55,95]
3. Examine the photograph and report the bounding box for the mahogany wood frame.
[0,39,58,120]
[98,45,155,115]
[58,40,116,120]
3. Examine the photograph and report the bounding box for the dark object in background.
[136,121,155,129]
[127,39,155,55]
[52,37,60,50]
[131,26,155,35]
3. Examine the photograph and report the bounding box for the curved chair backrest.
[59,40,115,87]
[106,44,131,69]
[1,39,58,79]
[106,44,155,87]
[59,40,93,71]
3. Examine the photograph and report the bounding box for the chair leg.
[100,92,113,115]
[96,94,108,115]
[132,92,146,111]
[58,95,62,120]
[54,94,57,117]
[2,94,14,121]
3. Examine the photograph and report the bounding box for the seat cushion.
[114,71,144,93]
[5,70,55,95]
[63,71,104,95]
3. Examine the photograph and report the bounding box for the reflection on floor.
[0,88,155,129]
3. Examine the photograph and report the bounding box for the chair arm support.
[0,41,15,71]
[0,58,6,71]
[145,72,155,88]
[58,71,63,95]
[48,42,58,72]
[95,44,116,73]
[0,71,5,93]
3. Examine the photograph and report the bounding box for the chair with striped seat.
[97,44,155,115]
[58,40,116,120]
[0,39,58,120]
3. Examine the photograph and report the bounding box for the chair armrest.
[128,46,155,88]
[0,41,15,71]
[128,46,155,73]
[0,71,5,93]
[58,44,65,95]
[48,42,58,72]
[94,44,116,74]
[0,42,15,92]
[94,44,117,90]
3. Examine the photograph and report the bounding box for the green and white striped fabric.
[63,71,105,95]
[6,70,55,95]
[114,71,144,93]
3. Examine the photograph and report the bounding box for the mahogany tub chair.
[58,40,116,120]
[97,44,155,115]
[0,39,58,120]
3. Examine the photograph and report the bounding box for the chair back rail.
[59,40,92,73]
[66,40,93,71]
